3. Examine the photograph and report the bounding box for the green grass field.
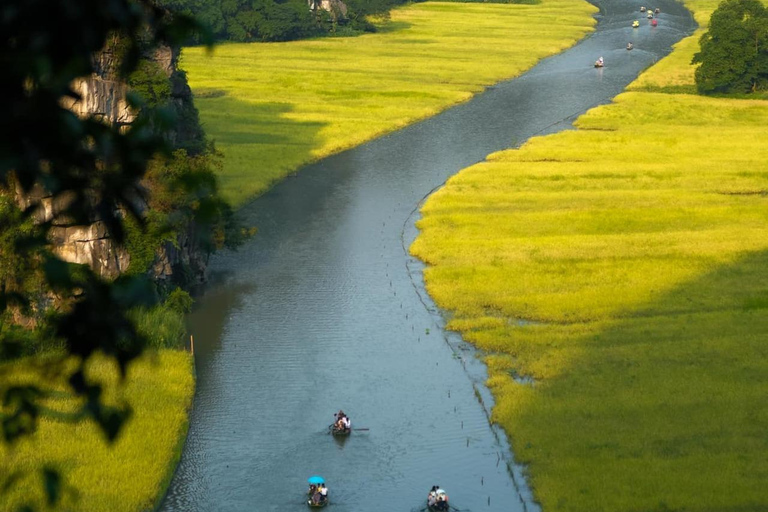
[0,351,195,512]
[181,0,598,205]
[410,0,768,510]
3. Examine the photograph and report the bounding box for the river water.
[161,2,695,511]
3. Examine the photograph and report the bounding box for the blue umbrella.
[307,476,325,485]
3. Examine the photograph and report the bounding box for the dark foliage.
[158,0,419,42]
[692,0,768,94]
[1,1,220,505]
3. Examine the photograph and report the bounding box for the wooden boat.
[330,424,351,436]
[427,489,450,511]
[307,491,329,507]
[428,499,450,511]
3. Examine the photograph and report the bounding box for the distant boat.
[330,424,351,436]
[427,488,450,511]
[307,477,328,508]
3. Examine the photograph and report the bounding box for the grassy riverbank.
[181,0,598,205]
[410,1,768,511]
[0,351,194,512]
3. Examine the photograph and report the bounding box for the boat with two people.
[307,476,329,507]
[330,409,352,436]
[427,485,450,511]
[594,56,604,68]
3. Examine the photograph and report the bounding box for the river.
[160,1,695,511]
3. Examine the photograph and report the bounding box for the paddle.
[326,424,370,433]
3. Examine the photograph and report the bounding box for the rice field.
[410,0,768,510]
[0,351,195,512]
[181,0,598,205]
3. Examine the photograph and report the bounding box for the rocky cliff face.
[29,43,209,284]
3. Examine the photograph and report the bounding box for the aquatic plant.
[180,0,598,205]
[411,0,768,509]
[0,351,195,512]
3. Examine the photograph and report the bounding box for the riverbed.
[160,1,695,510]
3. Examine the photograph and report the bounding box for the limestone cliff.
[28,43,210,284]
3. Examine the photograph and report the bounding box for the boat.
[427,487,450,511]
[651,18,658,26]
[330,424,351,436]
[307,477,329,508]
[640,6,646,11]
[307,493,328,508]
[594,60,604,68]
[632,20,640,27]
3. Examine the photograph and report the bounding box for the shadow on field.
[194,94,325,147]
[191,94,328,203]
[513,249,768,511]
[374,20,413,34]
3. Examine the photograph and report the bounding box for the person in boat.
[435,488,449,510]
[318,483,328,503]
[596,56,604,67]
[428,486,438,507]
[627,42,634,50]
[333,410,346,430]
[308,484,318,499]
[340,414,351,431]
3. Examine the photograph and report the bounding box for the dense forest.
[157,0,420,42]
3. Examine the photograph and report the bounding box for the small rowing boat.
[307,494,328,508]
[427,487,450,511]
[330,424,351,436]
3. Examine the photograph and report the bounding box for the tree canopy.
[692,0,768,94]
[157,0,418,42]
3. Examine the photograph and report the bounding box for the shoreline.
[410,0,768,509]
[181,0,599,206]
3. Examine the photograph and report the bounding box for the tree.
[692,0,768,94]
[1,0,214,506]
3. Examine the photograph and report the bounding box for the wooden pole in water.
[190,334,195,356]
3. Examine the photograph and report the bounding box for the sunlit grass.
[411,0,768,509]
[0,351,195,512]
[181,0,598,205]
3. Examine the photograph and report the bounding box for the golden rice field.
[411,0,768,510]
[181,0,598,205]
[0,351,195,512]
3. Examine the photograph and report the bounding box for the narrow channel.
[161,1,695,510]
